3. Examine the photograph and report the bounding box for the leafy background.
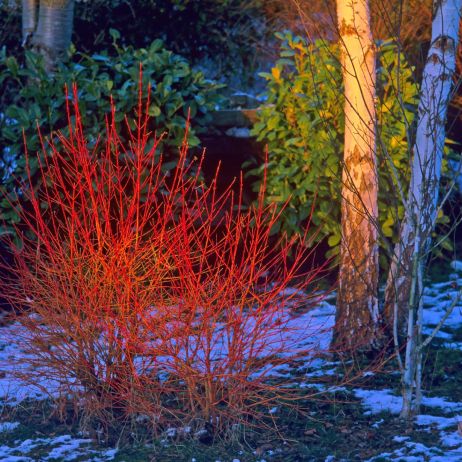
[250,32,420,261]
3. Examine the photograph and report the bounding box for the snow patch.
[0,421,20,433]
[415,414,459,429]
[355,388,402,415]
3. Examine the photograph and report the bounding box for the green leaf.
[327,233,341,247]
[5,56,18,76]
[148,105,161,117]
[109,28,120,41]
[92,54,110,62]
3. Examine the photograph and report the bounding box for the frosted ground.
[0,263,461,461]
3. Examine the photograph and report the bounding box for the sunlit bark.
[333,0,380,352]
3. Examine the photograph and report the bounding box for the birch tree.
[333,0,380,352]
[22,0,37,45]
[383,0,461,418]
[21,0,75,72]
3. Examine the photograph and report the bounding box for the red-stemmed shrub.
[0,80,331,439]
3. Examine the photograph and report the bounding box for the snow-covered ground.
[359,264,462,462]
[357,386,462,461]
[0,431,117,462]
[0,263,461,461]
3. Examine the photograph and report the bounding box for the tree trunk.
[22,0,37,46]
[384,0,461,338]
[31,0,74,72]
[332,0,380,353]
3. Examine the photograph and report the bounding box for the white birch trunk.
[333,0,380,352]
[385,0,461,334]
[22,0,37,46]
[32,0,74,72]
[383,0,462,419]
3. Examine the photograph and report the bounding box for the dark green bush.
[74,0,267,85]
[0,38,223,229]
[250,32,419,259]
[0,1,21,60]
[1,1,268,86]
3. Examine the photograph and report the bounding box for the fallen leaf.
[255,443,273,456]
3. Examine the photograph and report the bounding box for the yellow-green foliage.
[251,32,419,260]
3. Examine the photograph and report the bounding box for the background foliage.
[75,0,267,84]
[0,0,269,87]
[0,38,223,230]
[250,32,419,260]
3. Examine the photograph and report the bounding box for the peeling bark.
[381,0,461,419]
[333,0,380,353]
[384,0,461,337]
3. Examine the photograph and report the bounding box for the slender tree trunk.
[22,0,37,46]
[379,0,462,420]
[332,0,380,352]
[384,0,461,338]
[30,0,75,72]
